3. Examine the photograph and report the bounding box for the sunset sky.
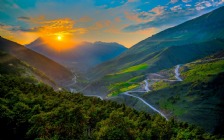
[1,0,224,48]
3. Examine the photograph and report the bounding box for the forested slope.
[0,52,222,139]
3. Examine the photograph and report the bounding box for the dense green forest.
[0,75,221,140]
[0,53,223,140]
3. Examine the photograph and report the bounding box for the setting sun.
[41,35,80,52]
[57,36,62,41]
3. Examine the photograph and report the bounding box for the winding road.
[123,92,168,120]
[175,65,182,81]
[70,64,182,120]
[121,64,183,120]
[122,81,168,120]
[144,80,150,92]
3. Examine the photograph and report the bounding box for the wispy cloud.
[77,16,93,23]
[123,0,224,32]
[15,17,87,36]
[1,0,224,47]
[182,0,192,3]
[17,16,31,21]
[90,20,112,30]
[170,0,179,4]
[170,5,183,12]
[17,15,45,23]
[195,1,212,10]
[0,23,15,37]
[124,11,146,23]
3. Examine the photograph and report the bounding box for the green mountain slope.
[89,6,224,80]
[0,56,222,139]
[86,39,224,96]
[143,39,224,72]
[108,52,224,134]
[0,37,74,87]
[133,53,224,133]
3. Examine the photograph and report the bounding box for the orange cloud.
[39,18,78,34]
[114,17,121,23]
[0,23,38,44]
[0,24,14,39]
[151,6,165,15]
[90,20,111,30]
[124,6,165,24]
[124,11,146,23]
[17,15,46,23]
[18,17,87,36]
[78,16,93,22]
[2,16,88,45]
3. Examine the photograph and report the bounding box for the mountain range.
[26,38,127,72]
[89,6,224,81]
[85,6,224,97]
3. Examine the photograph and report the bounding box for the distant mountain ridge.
[81,6,224,98]
[0,37,74,87]
[89,6,224,80]
[26,38,127,72]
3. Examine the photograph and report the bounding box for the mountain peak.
[26,38,127,71]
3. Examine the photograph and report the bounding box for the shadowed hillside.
[0,37,73,87]
[0,51,57,88]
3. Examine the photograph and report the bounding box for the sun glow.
[41,35,80,52]
[57,35,62,41]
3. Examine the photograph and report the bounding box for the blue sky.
[0,0,224,47]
